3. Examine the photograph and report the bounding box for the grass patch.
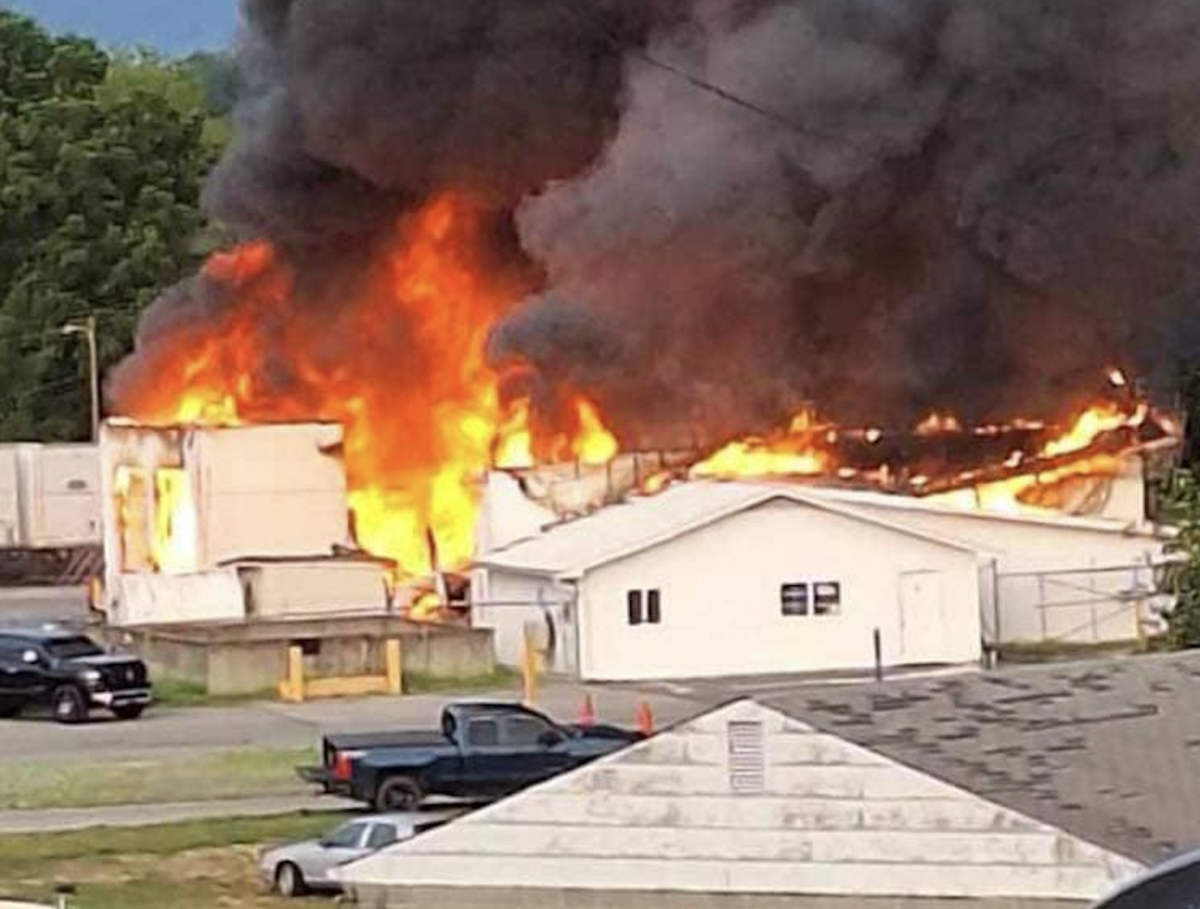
[996,638,1153,663]
[0,747,315,811]
[404,666,520,695]
[0,812,342,878]
[1,813,347,907]
[152,677,279,708]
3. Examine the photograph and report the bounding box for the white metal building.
[800,486,1171,646]
[342,699,1140,905]
[0,443,99,548]
[474,481,985,681]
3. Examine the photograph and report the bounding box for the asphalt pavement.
[0,681,708,763]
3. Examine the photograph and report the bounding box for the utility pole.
[61,315,99,442]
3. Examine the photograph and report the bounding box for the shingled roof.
[765,650,1200,864]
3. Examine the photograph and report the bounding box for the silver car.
[258,812,446,897]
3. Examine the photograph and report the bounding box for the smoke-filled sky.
[114,0,1200,447]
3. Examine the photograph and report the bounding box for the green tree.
[0,12,221,441]
[1162,469,1200,648]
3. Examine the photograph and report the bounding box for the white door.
[899,571,946,663]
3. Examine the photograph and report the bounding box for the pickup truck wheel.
[112,704,145,721]
[52,686,88,724]
[0,700,20,718]
[375,776,423,811]
[275,861,307,898]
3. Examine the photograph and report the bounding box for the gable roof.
[764,649,1200,865]
[341,698,1141,900]
[477,480,982,578]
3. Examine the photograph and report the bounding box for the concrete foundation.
[103,617,493,695]
[351,886,1086,909]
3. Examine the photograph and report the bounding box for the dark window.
[43,636,103,660]
[366,823,399,850]
[627,590,643,625]
[781,583,809,616]
[326,821,368,849]
[504,715,556,747]
[813,582,841,616]
[646,589,662,624]
[467,718,499,747]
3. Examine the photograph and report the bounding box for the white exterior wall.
[238,560,390,619]
[0,444,99,548]
[0,448,18,546]
[578,500,981,681]
[344,700,1141,901]
[472,567,577,674]
[190,424,349,566]
[831,501,1166,645]
[115,569,245,625]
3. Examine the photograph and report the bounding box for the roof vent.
[728,720,765,794]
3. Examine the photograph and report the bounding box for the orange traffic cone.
[578,693,596,726]
[636,701,654,736]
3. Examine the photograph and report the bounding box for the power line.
[544,0,862,148]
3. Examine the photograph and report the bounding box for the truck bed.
[324,730,447,752]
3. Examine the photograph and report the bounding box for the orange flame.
[115,195,619,580]
[690,407,830,479]
[914,412,962,435]
[152,468,198,573]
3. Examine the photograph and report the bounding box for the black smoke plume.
[115,0,1200,448]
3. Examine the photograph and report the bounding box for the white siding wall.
[19,444,100,546]
[191,424,349,566]
[0,444,99,548]
[344,700,1141,901]
[579,500,981,681]
[473,568,576,674]
[835,503,1166,645]
[0,448,18,546]
[116,569,245,625]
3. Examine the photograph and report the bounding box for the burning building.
[99,0,1198,645]
[98,420,393,626]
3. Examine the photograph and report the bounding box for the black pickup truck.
[0,627,152,723]
[301,702,640,810]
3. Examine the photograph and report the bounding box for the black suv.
[0,627,152,723]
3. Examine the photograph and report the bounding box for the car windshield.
[42,637,104,660]
[324,822,367,849]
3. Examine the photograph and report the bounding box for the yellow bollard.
[385,639,403,695]
[521,626,542,707]
[279,644,305,703]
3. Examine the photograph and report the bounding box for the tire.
[51,685,88,724]
[0,700,21,719]
[374,775,423,812]
[275,862,307,898]
[112,704,145,721]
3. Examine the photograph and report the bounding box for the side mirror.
[539,730,564,747]
[21,650,39,666]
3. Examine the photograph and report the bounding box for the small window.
[813,581,841,616]
[646,589,661,624]
[627,590,643,625]
[467,718,499,746]
[366,823,399,850]
[781,583,809,616]
[504,715,555,747]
